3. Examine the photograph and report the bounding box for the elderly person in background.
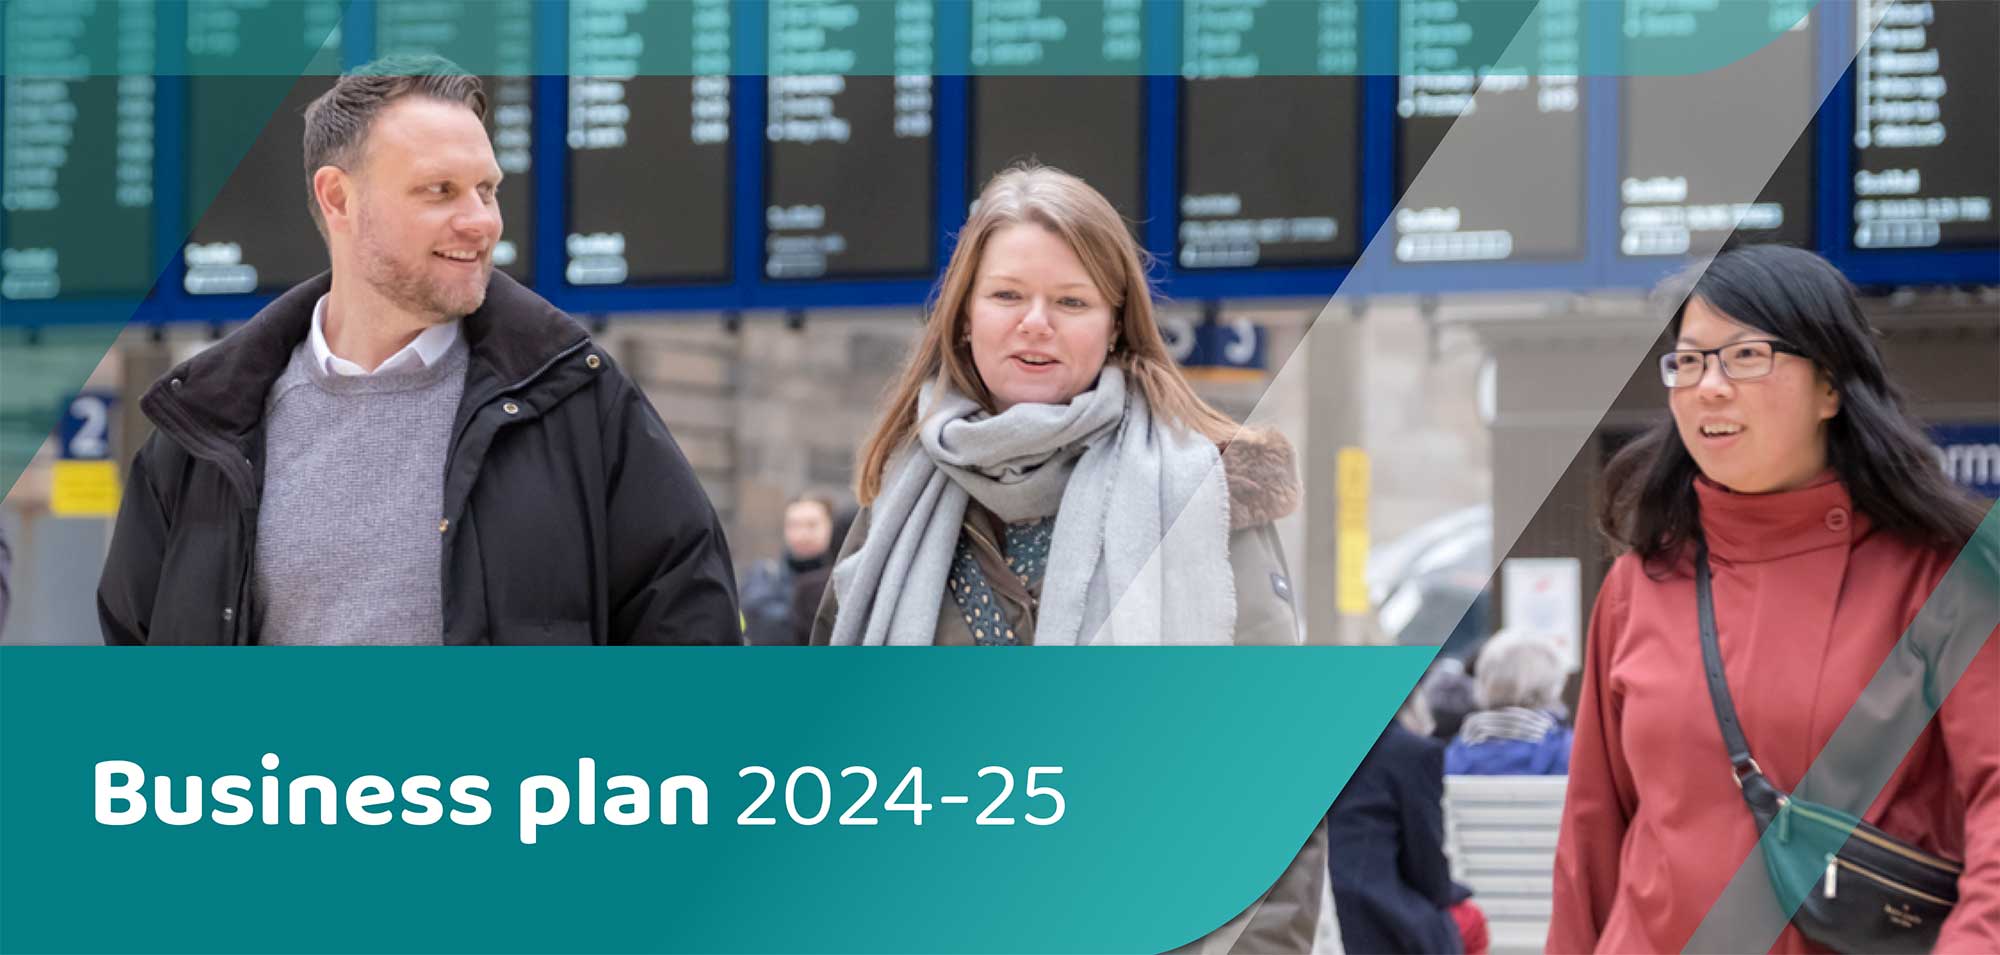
[1443,629,1573,776]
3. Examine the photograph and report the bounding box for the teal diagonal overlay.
[0,647,1432,953]
[1,2,345,495]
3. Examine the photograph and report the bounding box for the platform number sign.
[51,391,122,516]
[60,392,115,461]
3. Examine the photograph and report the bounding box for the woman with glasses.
[1546,245,1998,953]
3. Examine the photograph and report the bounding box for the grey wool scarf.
[829,367,1236,646]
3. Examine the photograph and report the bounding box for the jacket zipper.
[1778,796,1964,874]
[1826,856,1955,907]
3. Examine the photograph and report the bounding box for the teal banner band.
[0,0,1825,78]
[0,646,1434,953]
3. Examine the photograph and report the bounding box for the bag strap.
[1695,541,1765,787]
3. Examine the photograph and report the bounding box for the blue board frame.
[1,0,1991,330]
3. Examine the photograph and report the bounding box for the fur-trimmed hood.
[1221,428,1302,531]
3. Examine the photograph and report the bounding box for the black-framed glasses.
[1659,340,1807,388]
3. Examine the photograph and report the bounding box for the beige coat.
[810,429,1331,952]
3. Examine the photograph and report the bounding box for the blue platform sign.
[1159,315,1204,366]
[1932,423,2000,501]
[1192,318,1266,371]
[58,391,117,461]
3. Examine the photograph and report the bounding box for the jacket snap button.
[1825,508,1849,532]
[438,518,450,533]
[221,607,235,622]
[169,378,184,390]
[502,402,520,415]
[585,354,602,369]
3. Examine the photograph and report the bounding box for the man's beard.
[355,211,490,323]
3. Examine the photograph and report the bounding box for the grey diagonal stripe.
[1684,502,2000,953]
[1141,0,1848,650]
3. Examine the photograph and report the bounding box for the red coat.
[1547,475,2000,953]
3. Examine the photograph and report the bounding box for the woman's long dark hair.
[1598,245,1987,565]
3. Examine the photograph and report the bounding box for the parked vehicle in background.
[1370,506,1492,660]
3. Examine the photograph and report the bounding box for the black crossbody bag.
[1695,543,1963,953]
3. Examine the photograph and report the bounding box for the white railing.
[1442,775,1567,955]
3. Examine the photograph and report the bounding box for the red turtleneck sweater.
[1547,475,1999,953]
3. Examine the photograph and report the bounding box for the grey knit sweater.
[255,336,469,645]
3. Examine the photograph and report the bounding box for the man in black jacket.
[99,57,739,645]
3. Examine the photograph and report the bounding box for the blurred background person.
[740,490,835,645]
[1418,656,1480,742]
[1444,629,1572,776]
[788,504,855,646]
[1327,692,1487,955]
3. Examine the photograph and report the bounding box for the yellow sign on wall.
[50,460,121,517]
[1335,447,1370,616]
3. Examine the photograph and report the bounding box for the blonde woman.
[811,164,1325,951]
[811,164,1303,650]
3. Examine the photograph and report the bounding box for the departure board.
[1396,0,1585,262]
[567,0,733,285]
[1621,2,1817,257]
[1,0,157,300]
[1178,1,1363,269]
[1851,0,1999,250]
[765,0,936,280]
[377,0,537,283]
[183,0,344,295]
[970,1,1144,226]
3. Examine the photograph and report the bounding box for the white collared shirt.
[309,294,462,377]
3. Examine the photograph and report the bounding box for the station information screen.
[1396,0,1585,263]
[566,0,734,286]
[376,0,537,283]
[968,0,1144,227]
[183,0,344,295]
[764,0,936,280]
[1177,0,1362,269]
[1620,2,1817,257]
[2,0,157,300]
[1851,0,1999,250]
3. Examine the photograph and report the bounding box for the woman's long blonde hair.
[853,163,1243,505]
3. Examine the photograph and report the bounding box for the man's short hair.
[300,55,486,237]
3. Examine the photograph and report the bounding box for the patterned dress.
[945,516,1053,646]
